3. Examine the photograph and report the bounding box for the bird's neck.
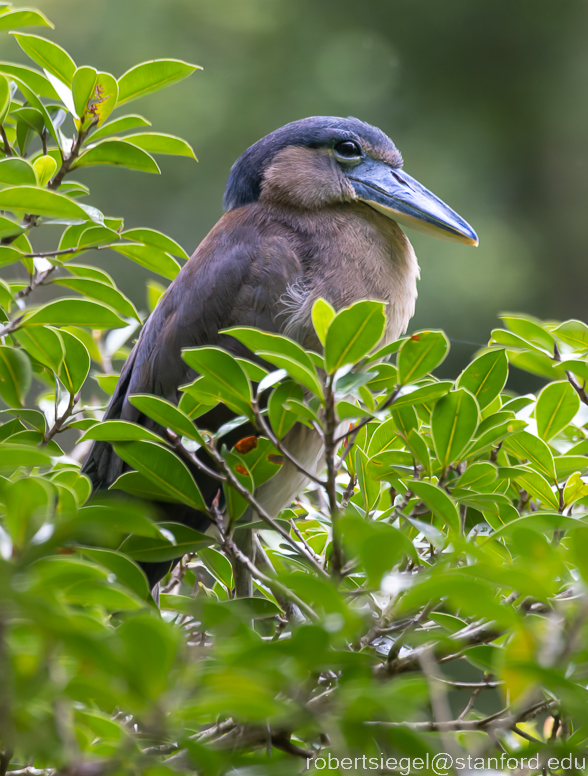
[259,201,420,347]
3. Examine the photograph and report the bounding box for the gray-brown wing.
[82,218,302,490]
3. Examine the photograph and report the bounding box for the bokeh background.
[5,0,588,387]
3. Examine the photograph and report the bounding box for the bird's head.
[223,116,478,246]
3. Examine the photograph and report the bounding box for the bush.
[1,7,588,776]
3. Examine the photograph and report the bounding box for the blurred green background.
[5,0,588,384]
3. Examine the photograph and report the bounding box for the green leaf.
[457,349,508,409]
[453,461,497,492]
[119,522,214,562]
[122,227,189,260]
[11,32,76,85]
[354,447,381,512]
[223,327,323,397]
[77,501,160,538]
[110,471,181,503]
[554,320,588,350]
[24,298,127,329]
[125,132,196,159]
[564,472,588,506]
[14,325,63,372]
[268,380,304,439]
[111,242,180,280]
[90,113,152,142]
[79,420,164,444]
[0,156,37,186]
[87,71,117,126]
[0,74,10,123]
[33,154,57,187]
[182,346,252,418]
[397,331,449,384]
[113,440,207,511]
[128,394,202,441]
[79,547,150,600]
[0,408,46,432]
[93,373,118,395]
[59,328,90,395]
[409,480,460,533]
[0,9,53,31]
[311,297,335,345]
[74,139,160,173]
[500,314,555,351]
[366,450,413,480]
[0,186,93,220]
[0,346,31,407]
[198,547,233,590]
[432,388,479,468]
[0,61,58,98]
[516,469,559,510]
[536,381,580,441]
[324,300,386,373]
[76,225,121,249]
[52,277,140,321]
[0,443,51,468]
[71,65,97,118]
[503,430,556,482]
[117,58,201,105]
[146,279,166,311]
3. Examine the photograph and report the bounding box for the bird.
[82,116,478,589]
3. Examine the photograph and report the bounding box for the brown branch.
[252,399,326,487]
[15,264,57,300]
[0,125,12,157]
[200,438,329,578]
[49,119,97,190]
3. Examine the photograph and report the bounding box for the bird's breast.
[280,204,420,346]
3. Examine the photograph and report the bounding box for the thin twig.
[0,125,12,157]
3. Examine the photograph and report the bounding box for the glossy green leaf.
[111,242,180,280]
[0,186,92,220]
[11,32,76,85]
[182,346,252,418]
[503,430,556,482]
[117,58,201,105]
[90,113,152,142]
[397,330,449,384]
[74,140,160,173]
[311,297,335,345]
[14,325,63,372]
[79,420,163,444]
[198,547,234,590]
[324,300,386,373]
[553,320,588,350]
[79,547,150,600]
[122,227,189,260]
[0,443,51,468]
[223,327,323,397]
[536,380,580,441]
[356,447,381,512]
[128,394,202,441]
[119,521,213,562]
[0,9,53,31]
[24,298,127,329]
[500,314,555,351]
[0,61,58,99]
[59,328,90,395]
[457,349,508,409]
[113,440,207,511]
[110,470,181,503]
[91,71,118,126]
[52,277,139,321]
[516,469,559,510]
[432,388,479,468]
[0,345,31,407]
[0,74,10,123]
[76,225,121,249]
[410,480,460,533]
[563,472,588,506]
[72,64,97,119]
[125,132,196,159]
[0,156,37,186]
[33,154,57,187]
[268,380,304,439]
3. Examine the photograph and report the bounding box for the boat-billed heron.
[82,116,477,587]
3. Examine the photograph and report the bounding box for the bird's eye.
[333,140,362,160]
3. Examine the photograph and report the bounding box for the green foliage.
[2,8,588,776]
